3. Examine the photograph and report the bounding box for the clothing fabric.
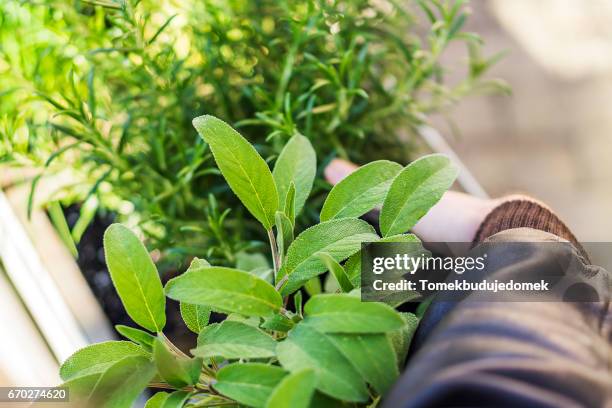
[384,224,612,408]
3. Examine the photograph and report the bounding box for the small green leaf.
[180,303,211,334]
[189,257,211,268]
[261,314,295,332]
[317,252,353,292]
[380,154,458,236]
[279,218,378,295]
[165,266,282,317]
[387,313,419,369]
[275,211,294,264]
[145,392,170,408]
[214,363,287,408]
[161,390,192,408]
[60,341,149,381]
[153,337,202,388]
[193,115,278,230]
[273,134,316,216]
[327,333,398,395]
[103,224,166,332]
[115,325,155,351]
[192,321,276,359]
[320,160,402,221]
[265,369,316,408]
[283,182,296,222]
[87,355,156,408]
[303,294,404,333]
[180,258,212,333]
[276,323,368,402]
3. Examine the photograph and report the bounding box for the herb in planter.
[0,0,504,268]
[60,115,458,407]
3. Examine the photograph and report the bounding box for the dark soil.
[62,205,196,351]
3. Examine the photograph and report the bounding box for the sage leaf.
[272,134,316,217]
[153,337,202,388]
[60,341,149,381]
[279,218,378,295]
[103,224,166,332]
[192,321,276,359]
[387,312,419,369]
[261,314,295,332]
[61,372,100,402]
[144,392,169,408]
[165,266,282,317]
[317,252,353,292]
[180,257,212,333]
[275,211,294,264]
[380,154,458,236]
[193,115,278,230]
[189,257,211,269]
[327,333,398,395]
[320,160,402,221]
[161,390,191,408]
[214,363,287,408]
[87,355,156,408]
[283,182,296,222]
[115,325,155,351]
[180,303,211,334]
[303,294,404,333]
[276,323,368,402]
[265,369,316,408]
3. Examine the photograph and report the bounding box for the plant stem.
[148,382,195,392]
[274,274,288,292]
[160,332,189,358]
[267,229,281,280]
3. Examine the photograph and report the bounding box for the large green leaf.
[265,369,316,408]
[115,325,155,351]
[103,224,166,332]
[165,266,282,317]
[320,160,402,221]
[380,154,458,236]
[303,294,404,333]
[60,341,149,381]
[279,219,378,295]
[153,337,202,388]
[276,323,368,402]
[327,333,398,395]
[192,321,276,359]
[272,134,316,217]
[86,355,156,408]
[193,115,278,230]
[214,363,287,408]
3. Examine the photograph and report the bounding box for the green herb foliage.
[0,0,505,269]
[59,116,457,407]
